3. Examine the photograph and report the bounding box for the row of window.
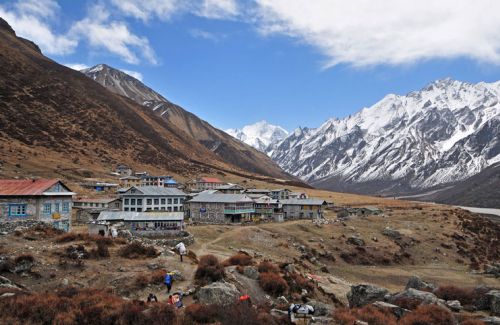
[9,204,27,216]
[124,198,184,206]
[124,206,183,212]
[43,202,70,214]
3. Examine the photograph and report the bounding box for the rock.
[284,263,296,273]
[487,290,500,315]
[485,264,500,277]
[277,296,289,305]
[13,257,34,273]
[184,287,196,296]
[445,300,462,312]
[162,250,176,257]
[347,236,365,246]
[473,285,492,310]
[301,289,308,297]
[310,316,333,324]
[405,276,436,291]
[355,321,368,325]
[170,270,184,281]
[372,237,378,242]
[0,293,16,299]
[0,275,12,285]
[382,227,402,239]
[147,263,160,270]
[62,278,69,286]
[347,284,389,308]
[390,288,442,306]
[197,281,240,306]
[243,266,259,280]
[308,300,333,316]
[372,301,409,318]
[482,316,500,325]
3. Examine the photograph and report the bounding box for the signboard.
[52,213,61,220]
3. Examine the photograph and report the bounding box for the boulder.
[243,266,259,280]
[487,290,500,315]
[270,309,288,317]
[197,281,240,306]
[147,263,160,270]
[445,300,462,312]
[13,258,34,274]
[347,284,389,307]
[390,288,442,306]
[284,263,296,273]
[382,227,401,239]
[482,316,500,325]
[170,270,184,281]
[405,276,436,291]
[308,300,333,316]
[276,296,289,305]
[474,285,492,310]
[372,301,409,318]
[347,236,365,246]
[485,264,500,277]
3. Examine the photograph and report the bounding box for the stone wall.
[189,202,227,224]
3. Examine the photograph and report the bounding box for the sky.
[1,0,500,131]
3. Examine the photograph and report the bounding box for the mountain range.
[0,18,297,185]
[225,121,288,152]
[234,79,500,207]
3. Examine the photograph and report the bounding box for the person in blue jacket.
[164,273,173,293]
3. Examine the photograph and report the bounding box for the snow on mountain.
[226,120,289,152]
[270,78,500,194]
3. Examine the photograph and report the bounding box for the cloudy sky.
[1,0,500,130]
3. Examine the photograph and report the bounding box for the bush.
[400,304,454,325]
[119,242,159,259]
[392,296,422,310]
[284,272,314,294]
[89,240,110,259]
[334,308,358,325]
[195,255,225,285]
[185,303,218,323]
[257,260,280,274]
[14,254,34,264]
[150,269,167,285]
[333,306,397,325]
[55,233,88,243]
[434,285,477,306]
[259,272,288,297]
[223,253,253,267]
[461,319,486,325]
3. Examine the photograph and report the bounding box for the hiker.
[167,295,173,304]
[175,242,186,262]
[288,303,314,323]
[147,293,158,303]
[164,272,173,293]
[239,294,252,306]
[171,292,183,308]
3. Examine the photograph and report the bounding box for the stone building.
[270,189,292,200]
[187,177,225,191]
[281,198,327,219]
[0,179,75,231]
[121,186,186,212]
[187,193,255,223]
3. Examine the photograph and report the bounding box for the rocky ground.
[0,199,499,324]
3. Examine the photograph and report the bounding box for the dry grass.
[259,272,288,297]
[399,304,454,325]
[194,255,225,285]
[222,252,253,267]
[119,242,159,259]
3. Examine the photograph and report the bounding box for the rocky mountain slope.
[0,18,289,182]
[225,120,289,152]
[81,64,291,180]
[270,79,500,198]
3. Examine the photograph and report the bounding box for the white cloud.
[64,63,89,71]
[110,0,181,22]
[197,0,239,19]
[70,5,157,65]
[122,69,143,81]
[189,29,222,42]
[0,0,77,55]
[253,0,500,67]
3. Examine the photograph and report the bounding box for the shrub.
[392,296,422,310]
[223,252,253,267]
[147,303,177,325]
[195,255,225,285]
[150,269,167,285]
[55,233,88,243]
[259,272,288,297]
[284,272,315,294]
[185,303,218,323]
[400,304,454,325]
[334,308,358,325]
[333,306,397,325]
[89,240,110,259]
[119,242,159,259]
[14,254,34,264]
[257,260,280,274]
[434,285,477,305]
[461,319,486,325]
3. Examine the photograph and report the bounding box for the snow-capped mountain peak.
[226,120,289,152]
[270,78,500,194]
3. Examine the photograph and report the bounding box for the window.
[161,198,166,205]
[130,207,136,211]
[160,207,165,211]
[167,207,172,212]
[124,207,129,211]
[168,198,172,204]
[174,198,178,204]
[62,202,70,213]
[180,198,184,204]
[9,204,27,217]
[55,203,60,212]
[147,199,152,205]
[137,199,142,205]
[43,203,51,214]
[125,199,129,205]
[115,202,120,208]
[154,207,159,211]
[137,208,142,212]
[154,198,159,205]
[131,199,136,205]
[173,206,178,212]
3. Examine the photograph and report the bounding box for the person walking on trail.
[175,242,186,262]
[147,293,158,303]
[164,272,173,293]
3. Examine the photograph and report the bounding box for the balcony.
[223,208,255,214]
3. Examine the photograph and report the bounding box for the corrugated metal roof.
[280,198,327,206]
[0,179,69,196]
[97,211,184,221]
[245,189,270,193]
[189,193,254,203]
[123,186,186,196]
[75,197,120,203]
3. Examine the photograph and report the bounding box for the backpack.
[164,274,172,285]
